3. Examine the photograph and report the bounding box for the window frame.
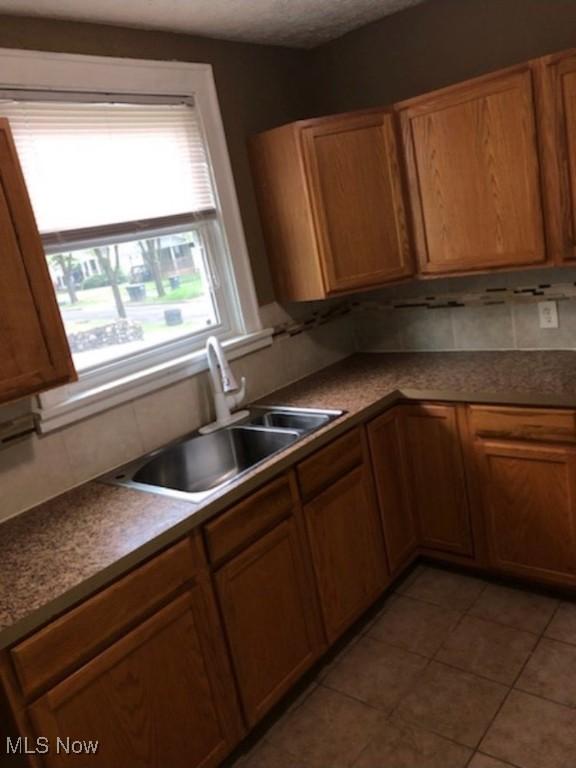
[0,48,269,431]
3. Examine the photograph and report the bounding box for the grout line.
[470,590,556,761]
[391,589,476,614]
[465,750,524,768]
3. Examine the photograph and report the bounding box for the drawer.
[204,475,295,565]
[469,405,576,444]
[297,428,364,502]
[11,537,198,699]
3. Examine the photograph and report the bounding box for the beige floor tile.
[368,595,461,657]
[545,602,576,645]
[322,635,428,713]
[516,637,576,707]
[266,685,385,768]
[395,564,427,594]
[352,720,471,767]
[241,742,316,768]
[468,755,515,768]
[481,690,576,768]
[402,567,485,611]
[469,583,559,634]
[314,632,363,683]
[436,615,537,685]
[395,661,508,748]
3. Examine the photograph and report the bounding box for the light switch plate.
[538,300,559,329]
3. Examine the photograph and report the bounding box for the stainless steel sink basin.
[134,427,298,495]
[105,406,344,503]
[243,408,332,432]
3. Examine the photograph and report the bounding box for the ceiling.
[0,0,426,48]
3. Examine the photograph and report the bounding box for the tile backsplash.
[355,267,576,352]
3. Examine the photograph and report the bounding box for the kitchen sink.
[105,406,343,503]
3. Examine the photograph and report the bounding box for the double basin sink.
[107,406,343,503]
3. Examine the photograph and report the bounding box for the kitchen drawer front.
[296,428,364,502]
[204,475,295,565]
[469,405,576,444]
[11,537,198,699]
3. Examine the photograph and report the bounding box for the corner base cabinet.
[401,404,474,557]
[367,408,418,575]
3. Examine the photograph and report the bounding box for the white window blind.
[0,99,216,246]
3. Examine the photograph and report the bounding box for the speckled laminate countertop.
[1,350,576,649]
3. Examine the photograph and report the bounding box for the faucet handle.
[227,377,246,409]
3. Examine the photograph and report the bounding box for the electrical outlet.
[538,300,559,329]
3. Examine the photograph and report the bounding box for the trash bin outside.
[164,308,184,326]
[168,276,181,290]
[126,284,146,302]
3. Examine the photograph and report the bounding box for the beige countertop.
[1,350,575,649]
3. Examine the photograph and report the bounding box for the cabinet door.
[215,519,322,727]
[368,409,418,575]
[304,465,389,643]
[28,588,243,768]
[301,112,413,293]
[477,440,576,584]
[0,120,75,404]
[400,69,546,275]
[402,405,473,557]
[539,52,576,262]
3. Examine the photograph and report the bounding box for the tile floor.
[229,564,576,768]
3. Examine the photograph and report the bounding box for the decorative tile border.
[271,302,353,339]
[355,280,576,312]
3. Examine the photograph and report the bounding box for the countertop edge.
[3,380,576,650]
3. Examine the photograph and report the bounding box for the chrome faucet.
[199,336,249,434]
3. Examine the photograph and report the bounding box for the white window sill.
[35,329,273,433]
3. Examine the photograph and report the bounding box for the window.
[0,98,237,371]
[0,50,267,430]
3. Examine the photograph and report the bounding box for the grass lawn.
[57,274,204,308]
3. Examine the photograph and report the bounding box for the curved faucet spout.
[200,336,249,434]
[206,336,239,394]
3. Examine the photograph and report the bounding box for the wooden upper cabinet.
[250,111,413,301]
[399,67,547,275]
[0,120,76,404]
[401,404,474,557]
[538,49,576,262]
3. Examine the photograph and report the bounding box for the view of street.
[55,274,218,369]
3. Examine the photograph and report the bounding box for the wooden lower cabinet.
[27,586,243,768]
[401,404,474,557]
[367,408,417,575]
[304,464,389,643]
[474,439,576,585]
[215,519,323,727]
